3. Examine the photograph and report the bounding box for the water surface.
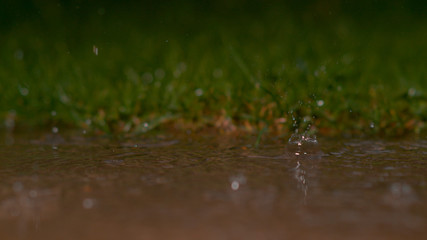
[1,132,427,239]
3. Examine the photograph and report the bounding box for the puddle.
[1,132,427,239]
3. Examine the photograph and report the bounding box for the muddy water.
[1,132,427,240]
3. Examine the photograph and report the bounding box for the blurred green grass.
[1,1,427,136]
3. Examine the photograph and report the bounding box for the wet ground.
[1,131,427,240]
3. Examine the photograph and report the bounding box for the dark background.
[1,0,426,30]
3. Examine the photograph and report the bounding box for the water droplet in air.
[83,198,95,209]
[5,110,16,130]
[52,127,59,133]
[173,62,187,78]
[29,190,38,198]
[231,181,240,190]
[408,88,416,97]
[155,68,165,79]
[370,122,375,129]
[230,175,246,191]
[51,111,57,116]
[195,88,204,96]
[19,86,29,96]
[213,68,223,78]
[316,100,324,107]
[142,72,153,84]
[93,45,98,56]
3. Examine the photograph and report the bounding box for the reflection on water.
[1,132,427,239]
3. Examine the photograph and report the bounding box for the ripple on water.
[1,134,427,239]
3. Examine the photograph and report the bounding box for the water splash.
[288,132,318,146]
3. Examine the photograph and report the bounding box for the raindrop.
[51,111,57,116]
[213,68,223,78]
[231,181,240,191]
[390,183,412,196]
[230,175,246,191]
[408,88,416,97]
[173,62,187,78]
[173,70,181,78]
[142,72,153,84]
[93,45,99,56]
[60,93,70,104]
[155,68,165,79]
[385,182,417,208]
[82,198,95,209]
[195,88,204,96]
[370,122,375,129]
[125,68,139,83]
[19,86,29,96]
[52,127,59,133]
[316,100,324,107]
[5,110,16,130]
[29,190,38,198]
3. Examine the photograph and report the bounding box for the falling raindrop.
[93,45,99,56]
[408,88,416,97]
[142,72,153,84]
[83,198,95,209]
[173,62,187,78]
[155,68,165,79]
[19,86,29,96]
[230,175,246,191]
[213,68,223,78]
[29,190,38,198]
[231,181,240,190]
[52,127,59,133]
[195,88,204,96]
[5,110,16,130]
